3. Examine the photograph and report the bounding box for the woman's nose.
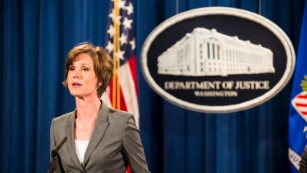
[73,69,81,78]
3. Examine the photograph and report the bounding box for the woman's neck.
[74,96,101,141]
[75,96,101,119]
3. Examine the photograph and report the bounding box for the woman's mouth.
[72,82,82,87]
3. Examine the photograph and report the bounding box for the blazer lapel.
[83,103,110,166]
[66,111,84,171]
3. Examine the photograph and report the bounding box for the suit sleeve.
[300,145,307,173]
[123,115,150,173]
[50,119,56,161]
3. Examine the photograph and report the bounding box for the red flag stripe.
[127,56,138,96]
[295,103,307,107]
[109,79,128,111]
[297,94,307,99]
[119,61,139,128]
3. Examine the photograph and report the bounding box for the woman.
[49,42,150,172]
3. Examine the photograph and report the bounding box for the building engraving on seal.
[157,27,275,76]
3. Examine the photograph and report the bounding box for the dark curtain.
[0,0,305,172]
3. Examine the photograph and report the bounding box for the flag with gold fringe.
[288,2,307,172]
[103,0,139,127]
[103,1,139,172]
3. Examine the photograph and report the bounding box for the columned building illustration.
[157,28,275,76]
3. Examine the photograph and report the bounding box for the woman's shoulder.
[52,111,75,124]
[107,109,138,132]
[109,108,133,117]
[108,108,134,123]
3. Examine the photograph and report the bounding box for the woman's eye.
[69,66,75,71]
[82,67,89,71]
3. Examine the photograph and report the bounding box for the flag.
[103,0,139,128]
[288,2,307,172]
[103,1,139,172]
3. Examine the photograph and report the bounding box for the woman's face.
[67,53,100,98]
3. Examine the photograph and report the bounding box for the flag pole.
[112,0,121,109]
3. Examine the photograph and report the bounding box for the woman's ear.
[98,82,102,87]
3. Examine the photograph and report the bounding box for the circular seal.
[141,7,295,113]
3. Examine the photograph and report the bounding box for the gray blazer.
[50,103,150,173]
[300,145,307,173]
